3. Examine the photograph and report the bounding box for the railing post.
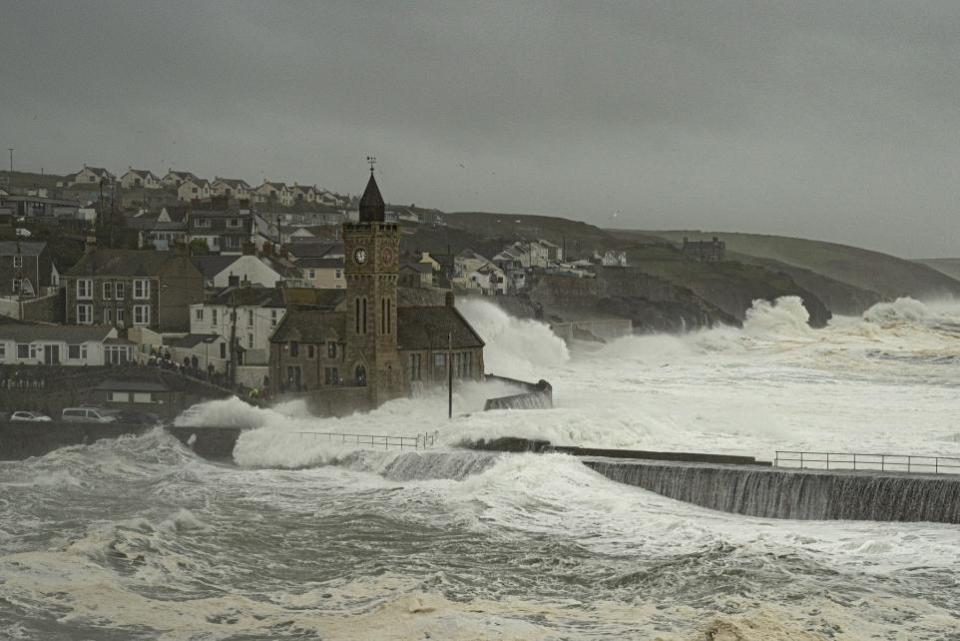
[881,455,885,472]
[936,458,939,474]
[853,452,856,470]
[826,452,830,470]
[907,457,911,474]
[800,452,804,469]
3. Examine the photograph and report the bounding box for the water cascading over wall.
[584,459,960,523]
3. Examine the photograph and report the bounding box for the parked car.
[61,407,118,423]
[10,411,53,422]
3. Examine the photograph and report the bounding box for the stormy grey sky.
[3,1,960,257]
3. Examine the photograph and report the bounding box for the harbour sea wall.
[482,375,553,410]
[583,458,960,524]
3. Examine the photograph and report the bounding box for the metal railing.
[774,451,960,475]
[292,430,440,451]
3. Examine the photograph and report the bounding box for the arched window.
[355,365,367,387]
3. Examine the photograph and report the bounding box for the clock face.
[353,247,367,265]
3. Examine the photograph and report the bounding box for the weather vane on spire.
[366,156,377,173]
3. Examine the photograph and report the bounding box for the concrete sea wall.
[583,458,960,524]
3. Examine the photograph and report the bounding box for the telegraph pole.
[447,332,453,419]
[228,288,239,388]
[7,148,12,173]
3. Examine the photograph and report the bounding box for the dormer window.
[13,256,22,268]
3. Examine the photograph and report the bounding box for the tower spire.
[358,160,385,223]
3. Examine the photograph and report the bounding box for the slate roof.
[160,206,190,222]
[285,241,343,260]
[400,262,433,273]
[206,286,285,307]
[269,310,345,343]
[397,306,485,351]
[189,209,252,219]
[297,257,344,269]
[125,169,158,179]
[191,255,240,280]
[166,170,198,181]
[164,333,222,349]
[0,324,115,342]
[359,173,385,223]
[85,166,114,178]
[66,250,191,277]
[282,288,345,310]
[0,241,46,256]
[213,178,251,189]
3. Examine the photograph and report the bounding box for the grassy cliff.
[636,230,960,300]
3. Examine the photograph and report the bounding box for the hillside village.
[5,158,956,414]
[0,164,649,406]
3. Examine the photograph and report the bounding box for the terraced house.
[63,249,204,332]
[187,210,254,255]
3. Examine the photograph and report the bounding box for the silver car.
[10,411,53,422]
[61,407,118,423]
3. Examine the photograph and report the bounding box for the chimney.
[228,274,240,287]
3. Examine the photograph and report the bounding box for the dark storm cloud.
[3,1,960,257]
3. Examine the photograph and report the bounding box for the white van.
[61,407,118,423]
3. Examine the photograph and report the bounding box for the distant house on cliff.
[120,168,162,190]
[681,236,726,262]
[162,170,200,188]
[211,178,253,202]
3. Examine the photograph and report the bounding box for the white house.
[191,254,287,289]
[255,181,293,207]
[162,170,199,188]
[297,257,345,289]
[289,183,317,204]
[165,333,231,373]
[599,250,628,267]
[178,178,212,202]
[189,287,287,365]
[211,178,253,201]
[453,250,506,295]
[120,168,161,190]
[70,165,115,186]
[0,324,129,366]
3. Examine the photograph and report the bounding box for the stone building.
[268,170,484,409]
[681,236,726,262]
[63,249,204,331]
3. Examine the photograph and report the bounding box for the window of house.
[247,333,254,349]
[327,342,336,358]
[195,218,211,228]
[68,344,82,360]
[77,304,93,325]
[105,345,129,364]
[133,279,150,300]
[335,270,342,279]
[308,269,316,279]
[12,279,22,294]
[0,344,5,359]
[76,279,92,300]
[271,310,278,327]
[133,393,152,403]
[307,344,315,359]
[410,353,422,381]
[247,310,254,326]
[212,309,218,325]
[102,282,112,299]
[104,308,113,324]
[434,353,446,369]
[115,282,125,299]
[227,218,241,228]
[195,308,204,321]
[290,341,299,357]
[110,392,130,402]
[133,304,150,326]
[13,255,22,268]
[17,344,28,359]
[220,343,226,359]
[324,367,339,385]
[116,309,125,326]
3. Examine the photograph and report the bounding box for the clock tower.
[343,164,403,404]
